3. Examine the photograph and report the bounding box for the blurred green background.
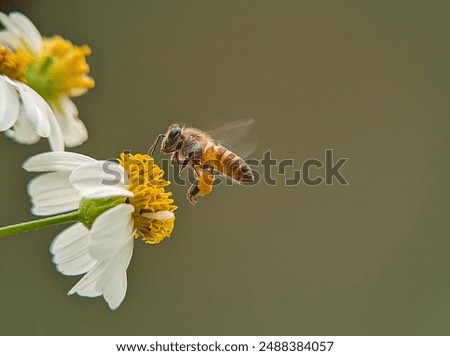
[0,0,449,335]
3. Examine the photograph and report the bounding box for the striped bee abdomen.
[202,145,254,183]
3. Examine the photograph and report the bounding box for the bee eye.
[168,127,181,139]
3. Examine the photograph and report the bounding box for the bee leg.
[178,158,189,176]
[186,181,200,205]
[170,152,179,166]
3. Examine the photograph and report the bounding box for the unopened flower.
[23,152,176,309]
[0,12,94,148]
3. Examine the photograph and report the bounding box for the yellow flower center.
[0,45,31,82]
[118,153,177,245]
[24,35,95,101]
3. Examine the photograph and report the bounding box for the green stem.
[0,211,81,238]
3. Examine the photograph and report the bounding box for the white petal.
[141,211,175,220]
[70,161,132,199]
[28,171,81,215]
[68,233,134,310]
[31,203,80,217]
[15,82,51,137]
[4,108,40,144]
[98,236,134,310]
[51,222,88,254]
[9,12,42,54]
[89,204,134,260]
[50,223,96,276]
[1,75,18,87]
[0,12,22,40]
[46,104,65,151]
[28,171,71,197]
[0,30,22,49]
[0,76,20,131]
[68,261,106,298]
[52,97,88,148]
[23,151,96,172]
[57,253,97,277]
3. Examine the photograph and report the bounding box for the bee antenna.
[148,134,165,156]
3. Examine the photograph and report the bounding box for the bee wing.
[206,117,258,158]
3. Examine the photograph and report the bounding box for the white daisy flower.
[0,74,64,150]
[0,12,94,148]
[23,151,177,309]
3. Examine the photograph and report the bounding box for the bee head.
[161,124,182,153]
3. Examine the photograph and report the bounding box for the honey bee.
[149,118,256,205]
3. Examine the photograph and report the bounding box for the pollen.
[25,35,95,100]
[118,153,177,245]
[198,170,214,196]
[0,45,31,82]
